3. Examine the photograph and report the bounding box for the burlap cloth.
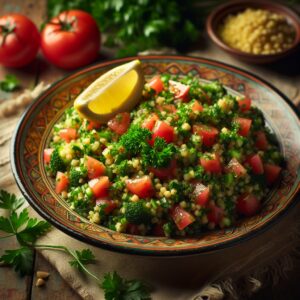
[1,84,300,300]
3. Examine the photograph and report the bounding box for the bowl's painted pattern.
[11,56,300,255]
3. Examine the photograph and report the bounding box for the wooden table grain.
[0,1,300,299]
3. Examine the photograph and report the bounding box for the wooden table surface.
[0,1,300,299]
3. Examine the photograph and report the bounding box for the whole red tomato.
[0,14,40,67]
[41,10,100,69]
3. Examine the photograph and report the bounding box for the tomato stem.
[0,22,16,47]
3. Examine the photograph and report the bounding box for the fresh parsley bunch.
[0,190,151,299]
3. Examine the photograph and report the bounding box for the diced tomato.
[236,194,260,216]
[235,117,252,137]
[86,156,106,179]
[88,176,110,198]
[191,100,203,112]
[149,160,176,180]
[193,124,219,147]
[200,154,222,174]
[151,121,175,144]
[227,158,247,177]
[127,224,141,235]
[207,204,224,224]
[152,222,166,236]
[59,128,77,143]
[264,164,281,185]
[158,104,177,113]
[238,97,251,112]
[255,131,268,150]
[55,172,69,193]
[148,76,164,94]
[126,176,154,198]
[141,113,159,131]
[87,120,101,131]
[170,205,195,230]
[108,112,130,135]
[169,80,190,101]
[95,199,117,214]
[44,148,54,164]
[193,183,210,206]
[247,154,264,175]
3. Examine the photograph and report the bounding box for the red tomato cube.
[148,76,164,94]
[207,204,224,224]
[59,128,77,143]
[255,131,268,150]
[108,112,130,135]
[170,205,195,230]
[200,154,222,174]
[151,121,175,144]
[89,176,110,198]
[95,199,117,214]
[126,176,154,198]
[149,160,176,180]
[86,156,106,179]
[226,158,247,177]
[193,124,219,147]
[247,154,264,175]
[236,194,260,216]
[86,120,101,131]
[235,117,252,137]
[238,97,251,112]
[193,183,210,206]
[44,148,54,164]
[191,100,203,112]
[55,172,69,193]
[169,80,190,101]
[264,164,281,185]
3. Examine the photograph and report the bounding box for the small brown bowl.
[206,0,300,63]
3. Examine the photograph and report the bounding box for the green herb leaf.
[102,271,151,300]
[0,247,34,276]
[0,189,24,211]
[69,249,96,270]
[16,218,52,245]
[0,74,20,92]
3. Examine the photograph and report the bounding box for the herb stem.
[0,234,16,239]
[34,244,101,283]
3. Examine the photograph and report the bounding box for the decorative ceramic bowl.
[11,56,300,256]
[206,0,300,63]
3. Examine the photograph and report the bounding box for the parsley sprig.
[0,74,20,92]
[0,190,151,299]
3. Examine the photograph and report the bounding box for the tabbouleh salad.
[44,74,283,237]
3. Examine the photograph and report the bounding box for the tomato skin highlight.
[200,154,222,174]
[59,128,77,143]
[193,183,210,206]
[255,131,268,150]
[126,176,154,198]
[247,154,264,175]
[170,205,195,230]
[86,156,106,179]
[235,117,252,137]
[264,164,281,185]
[193,124,219,147]
[148,76,164,94]
[41,10,100,69]
[207,204,224,224]
[0,14,40,67]
[236,194,260,216]
[151,121,175,144]
[226,158,247,177]
[55,172,69,193]
[108,112,130,135]
[141,113,159,131]
[44,148,54,164]
[169,80,190,101]
[88,176,110,198]
[95,199,117,214]
[238,98,251,112]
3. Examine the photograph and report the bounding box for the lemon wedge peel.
[74,60,144,122]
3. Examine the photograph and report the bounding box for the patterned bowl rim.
[11,55,300,256]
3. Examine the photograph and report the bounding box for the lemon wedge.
[74,60,144,122]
